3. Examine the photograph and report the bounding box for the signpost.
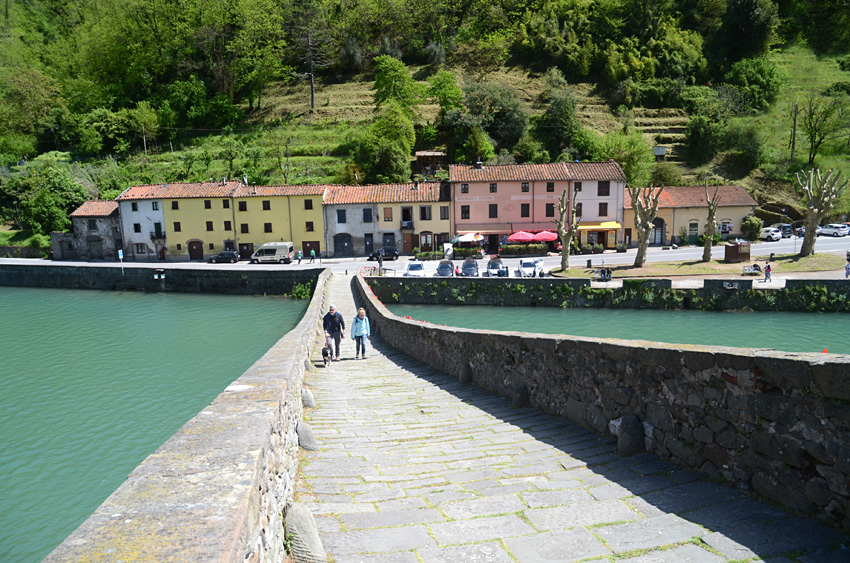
[118,249,124,275]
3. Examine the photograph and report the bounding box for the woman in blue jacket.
[351,307,371,359]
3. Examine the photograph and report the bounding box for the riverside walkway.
[298,274,848,562]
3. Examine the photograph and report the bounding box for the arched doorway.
[188,241,204,260]
[333,233,352,257]
[650,218,665,245]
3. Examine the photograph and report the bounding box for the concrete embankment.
[42,267,328,562]
[354,274,850,531]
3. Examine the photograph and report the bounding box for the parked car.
[486,258,509,277]
[208,250,240,263]
[759,227,782,241]
[796,225,821,237]
[367,247,399,261]
[251,242,295,263]
[460,258,479,277]
[819,223,849,237]
[518,258,545,277]
[770,223,793,238]
[403,260,427,277]
[434,260,454,277]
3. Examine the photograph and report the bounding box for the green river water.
[0,287,307,563]
[389,304,850,355]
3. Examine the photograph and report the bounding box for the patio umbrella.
[533,231,559,242]
[508,231,535,242]
[458,233,484,242]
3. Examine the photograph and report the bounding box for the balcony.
[401,220,414,230]
[150,231,166,240]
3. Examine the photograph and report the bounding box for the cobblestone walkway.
[298,274,848,563]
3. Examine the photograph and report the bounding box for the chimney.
[243,174,248,185]
[474,160,483,170]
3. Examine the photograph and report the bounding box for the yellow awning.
[577,221,622,230]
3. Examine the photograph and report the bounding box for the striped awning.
[577,221,622,230]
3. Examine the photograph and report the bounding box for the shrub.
[724,57,786,112]
[616,242,627,251]
[581,244,593,254]
[824,81,850,97]
[414,250,443,260]
[592,244,604,253]
[741,215,762,241]
[838,56,850,72]
[725,119,764,169]
[698,232,722,246]
[686,115,725,165]
[651,162,684,187]
[679,226,689,245]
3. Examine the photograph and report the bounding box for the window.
[521,182,529,192]
[153,201,159,210]
[133,223,141,233]
[545,203,555,217]
[420,206,431,220]
[206,221,214,231]
[224,221,232,231]
[204,200,211,209]
[337,209,346,224]
[461,205,470,219]
[599,202,608,216]
[574,182,582,192]
[383,207,393,221]
[176,244,182,250]
[440,206,449,220]
[88,219,97,231]
[240,223,249,233]
[489,204,498,218]
[363,208,372,223]
[223,199,230,209]
[598,181,610,196]
[262,200,271,211]
[173,222,181,232]
[521,203,530,217]
[134,243,146,254]
[490,183,497,193]
[238,201,247,212]
[461,183,469,194]
[305,199,313,210]
[689,222,699,237]
[209,243,215,250]
[546,182,554,192]
[131,202,138,211]
[264,222,272,233]
[575,203,583,216]
[306,221,314,232]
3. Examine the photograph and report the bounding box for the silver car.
[819,224,849,237]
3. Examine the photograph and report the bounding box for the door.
[238,243,254,260]
[650,218,665,245]
[364,233,374,256]
[188,241,204,260]
[88,239,103,260]
[487,234,499,253]
[382,233,396,248]
[154,222,163,238]
[333,233,352,257]
[402,232,415,254]
[158,246,166,261]
[420,232,433,252]
[302,241,320,256]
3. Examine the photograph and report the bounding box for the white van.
[250,242,295,264]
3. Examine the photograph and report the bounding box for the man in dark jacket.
[322,305,345,360]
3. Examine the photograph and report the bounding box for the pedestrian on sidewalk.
[764,262,772,282]
[845,261,849,279]
[297,250,302,265]
[351,307,371,359]
[310,249,316,263]
[322,305,345,360]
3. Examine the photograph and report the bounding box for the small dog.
[321,333,333,367]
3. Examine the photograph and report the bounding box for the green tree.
[724,57,785,112]
[372,55,425,120]
[587,129,654,187]
[512,135,550,163]
[714,0,779,63]
[463,81,527,150]
[536,88,581,158]
[462,126,496,164]
[427,70,464,124]
[8,167,90,234]
[799,94,849,165]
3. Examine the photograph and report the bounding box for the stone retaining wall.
[0,245,42,258]
[44,270,329,562]
[0,262,321,295]
[354,275,850,531]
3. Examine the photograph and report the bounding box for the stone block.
[693,427,714,444]
[703,445,729,469]
[297,420,320,451]
[301,387,316,409]
[646,402,675,432]
[804,477,832,507]
[512,383,530,407]
[812,362,850,401]
[566,397,587,425]
[618,414,645,456]
[753,394,798,427]
[284,502,327,563]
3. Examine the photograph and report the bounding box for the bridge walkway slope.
[297,274,847,562]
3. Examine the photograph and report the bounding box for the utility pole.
[789,101,798,160]
[142,124,148,156]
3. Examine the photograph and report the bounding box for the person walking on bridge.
[351,307,371,359]
[323,305,345,360]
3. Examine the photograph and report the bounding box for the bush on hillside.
[724,57,786,112]
[839,56,850,72]
[823,82,850,97]
[686,115,726,165]
[651,162,684,187]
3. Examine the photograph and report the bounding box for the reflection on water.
[0,287,307,562]
[389,304,850,355]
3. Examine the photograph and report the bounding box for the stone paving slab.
[295,274,850,562]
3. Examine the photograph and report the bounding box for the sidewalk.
[297,274,848,562]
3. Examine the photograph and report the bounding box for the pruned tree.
[628,184,664,267]
[795,168,849,256]
[555,188,581,271]
[702,182,721,262]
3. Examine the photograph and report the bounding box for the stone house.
[51,201,122,261]
[623,185,758,246]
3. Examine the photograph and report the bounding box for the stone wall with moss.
[354,275,850,531]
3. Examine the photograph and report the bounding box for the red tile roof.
[116,181,243,200]
[449,161,626,182]
[70,201,119,217]
[325,183,443,205]
[624,186,757,209]
[232,184,328,197]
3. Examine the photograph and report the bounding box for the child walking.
[351,307,371,359]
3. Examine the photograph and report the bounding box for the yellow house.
[623,185,757,246]
[231,184,327,257]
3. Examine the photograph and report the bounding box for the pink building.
[448,161,627,251]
